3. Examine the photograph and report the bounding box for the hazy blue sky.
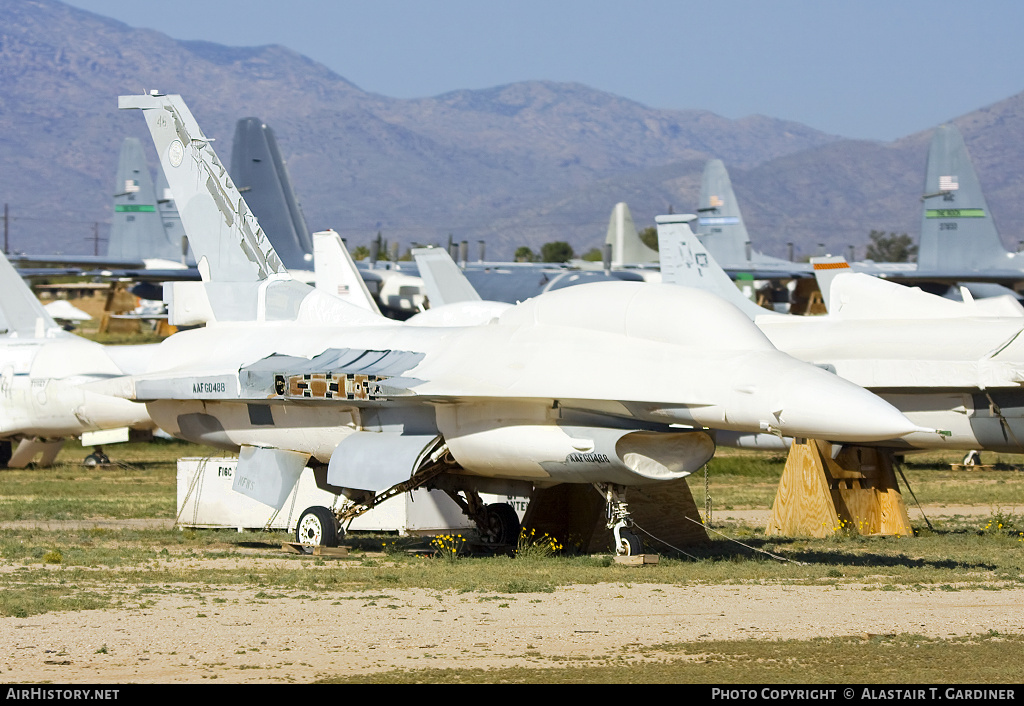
[64,0,1024,141]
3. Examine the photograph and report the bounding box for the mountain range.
[3,0,1024,261]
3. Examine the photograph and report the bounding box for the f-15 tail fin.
[604,202,658,267]
[230,118,314,271]
[107,138,183,262]
[656,214,775,321]
[696,159,753,265]
[917,124,1007,272]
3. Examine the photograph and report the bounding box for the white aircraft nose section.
[767,360,924,443]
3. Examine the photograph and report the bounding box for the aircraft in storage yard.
[657,213,1024,459]
[112,92,930,555]
[0,247,155,467]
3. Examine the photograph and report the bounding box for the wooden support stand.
[766,439,913,538]
[97,282,141,335]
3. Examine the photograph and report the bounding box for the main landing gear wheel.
[296,506,340,547]
[616,528,643,556]
[84,449,110,467]
[482,502,521,546]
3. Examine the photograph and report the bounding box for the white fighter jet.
[116,93,927,554]
[0,250,155,467]
[657,214,1024,456]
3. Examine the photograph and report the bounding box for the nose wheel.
[615,527,643,556]
[597,483,644,556]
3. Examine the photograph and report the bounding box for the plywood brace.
[766,439,913,538]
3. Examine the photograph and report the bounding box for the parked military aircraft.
[116,92,927,554]
[658,214,1024,456]
[698,128,1024,295]
[0,246,155,467]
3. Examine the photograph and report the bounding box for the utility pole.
[85,222,105,256]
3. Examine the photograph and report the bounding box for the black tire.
[0,440,11,469]
[296,506,339,547]
[481,502,521,545]
[84,452,104,467]
[617,529,643,556]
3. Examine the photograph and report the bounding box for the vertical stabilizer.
[313,229,381,314]
[696,159,753,265]
[119,94,288,283]
[917,124,1007,271]
[656,214,774,321]
[0,250,63,338]
[154,167,192,265]
[413,247,483,307]
[809,256,852,312]
[604,203,658,267]
[108,138,180,261]
[230,118,314,271]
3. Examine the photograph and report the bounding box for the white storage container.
[176,457,527,535]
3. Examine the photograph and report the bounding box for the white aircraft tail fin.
[917,124,1007,272]
[314,229,381,314]
[604,202,658,267]
[412,247,483,307]
[655,214,774,321]
[696,159,753,265]
[119,93,288,284]
[0,250,63,338]
[809,255,852,311]
[123,93,386,327]
[153,167,191,265]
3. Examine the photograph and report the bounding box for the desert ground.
[2,505,1019,684]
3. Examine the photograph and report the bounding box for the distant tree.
[540,241,574,263]
[865,230,917,262]
[351,245,370,261]
[638,226,658,251]
[581,247,604,262]
[515,246,536,263]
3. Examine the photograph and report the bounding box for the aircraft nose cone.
[768,358,921,442]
